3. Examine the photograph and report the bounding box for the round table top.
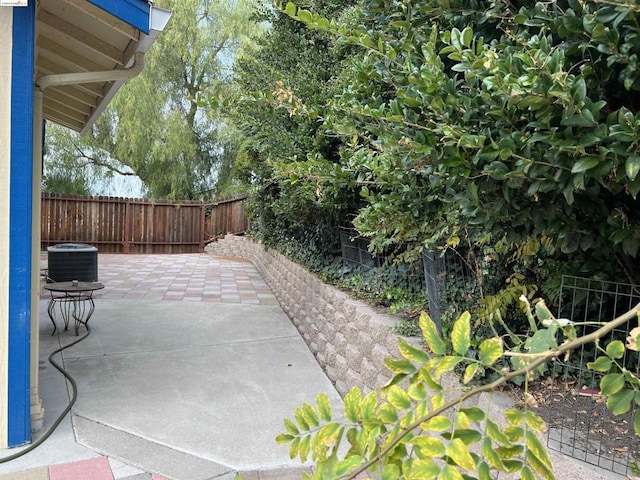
[43,281,104,293]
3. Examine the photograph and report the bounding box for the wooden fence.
[41,193,248,253]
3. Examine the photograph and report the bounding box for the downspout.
[35,51,145,92]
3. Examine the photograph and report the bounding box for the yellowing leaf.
[284,418,299,436]
[344,387,362,423]
[451,311,471,355]
[421,415,452,432]
[398,337,430,363]
[525,431,554,473]
[276,433,295,445]
[361,391,377,422]
[316,393,332,422]
[482,437,505,470]
[420,312,447,355]
[413,436,446,457]
[505,408,524,425]
[403,458,440,479]
[445,438,476,471]
[463,363,480,384]
[524,411,547,433]
[377,403,398,423]
[386,385,412,410]
[316,423,343,447]
[479,337,503,366]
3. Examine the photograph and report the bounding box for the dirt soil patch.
[519,377,640,473]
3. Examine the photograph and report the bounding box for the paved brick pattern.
[95,253,278,305]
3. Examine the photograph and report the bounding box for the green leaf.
[408,382,428,401]
[289,436,300,459]
[461,27,473,47]
[587,355,613,372]
[534,300,554,322]
[296,8,312,24]
[571,156,600,173]
[420,312,447,355]
[421,415,452,432]
[520,466,536,480]
[479,337,503,366]
[439,464,464,480]
[606,340,625,360]
[335,455,364,476]
[460,406,485,422]
[607,388,634,415]
[381,463,401,480]
[445,438,476,471]
[451,311,471,355]
[600,373,625,396]
[386,385,412,410]
[477,461,492,480]
[276,433,295,445]
[299,434,311,462]
[626,155,640,181]
[451,428,482,445]
[634,410,640,435]
[317,393,332,422]
[284,2,297,17]
[398,337,430,363]
[284,418,299,436]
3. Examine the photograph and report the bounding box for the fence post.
[199,203,206,252]
[124,199,131,254]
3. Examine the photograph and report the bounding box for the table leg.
[47,299,57,335]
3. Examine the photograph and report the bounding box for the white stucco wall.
[0,8,13,448]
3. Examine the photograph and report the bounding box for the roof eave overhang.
[36,1,171,134]
[79,6,172,135]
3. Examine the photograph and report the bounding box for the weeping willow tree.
[44,0,265,200]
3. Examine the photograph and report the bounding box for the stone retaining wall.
[206,235,401,396]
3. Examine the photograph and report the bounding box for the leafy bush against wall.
[280,0,640,297]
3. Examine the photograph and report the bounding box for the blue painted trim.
[8,3,35,447]
[88,0,150,34]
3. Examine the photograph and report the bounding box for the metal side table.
[43,280,104,335]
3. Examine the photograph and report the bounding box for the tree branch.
[344,302,640,479]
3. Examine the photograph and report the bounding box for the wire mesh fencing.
[422,246,485,331]
[545,275,640,476]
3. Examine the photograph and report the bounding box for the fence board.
[41,194,248,254]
